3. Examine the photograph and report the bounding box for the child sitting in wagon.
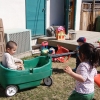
[2,41,24,70]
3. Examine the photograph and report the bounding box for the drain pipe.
[74,0,82,30]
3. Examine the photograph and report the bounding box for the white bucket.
[69,32,76,40]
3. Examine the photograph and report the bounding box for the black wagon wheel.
[43,77,52,86]
[5,85,18,97]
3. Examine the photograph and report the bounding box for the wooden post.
[92,0,95,30]
[93,0,95,24]
[80,3,83,30]
[71,0,74,29]
[0,19,5,61]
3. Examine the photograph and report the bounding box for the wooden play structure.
[0,19,5,61]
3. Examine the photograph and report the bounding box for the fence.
[80,3,100,31]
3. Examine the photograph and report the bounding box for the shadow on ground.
[53,68,65,74]
[0,86,6,97]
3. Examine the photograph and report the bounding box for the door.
[65,0,70,34]
[26,0,45,36]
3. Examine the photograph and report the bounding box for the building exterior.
[0,0,82,37]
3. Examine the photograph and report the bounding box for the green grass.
[0,57,100,100]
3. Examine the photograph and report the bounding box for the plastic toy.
[56,26,65,40]
[52,45,71,63]
[41,41,48,49]
[41,43,71,63]
[97,39,100,47]
[41,41,49,56]
[49,47,55,54]
[95,39,100,47]
[49,47,56,61]
[94,74,100,87]
[0,56,52,97]
[97,39,100,43]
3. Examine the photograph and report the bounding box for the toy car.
[0,56,52,97]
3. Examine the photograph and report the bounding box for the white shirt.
[75,62,97,94]
[2,53,23,70]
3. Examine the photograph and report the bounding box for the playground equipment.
[49,45,71,63]
[41,41,73,63]
[0,56,52,97]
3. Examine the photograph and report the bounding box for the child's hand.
[15,61,24,70]
[64,66,73,75]
[19,63,24,70]
[20,60,23,64]
[17,63,23,69]
[17,66,22,70]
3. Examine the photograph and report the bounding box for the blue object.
[77,37,86,43]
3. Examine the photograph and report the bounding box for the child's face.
[78,42,84,46]
[7,45,17,55]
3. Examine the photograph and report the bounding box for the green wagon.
[0,56,52,96]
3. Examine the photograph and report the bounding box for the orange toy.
[53,45,70,63]
[56,26,65,40]
[94,74,100,87]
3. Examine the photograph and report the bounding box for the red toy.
[94,74,100,87]
[41,41,48,48]
[53,45,70,63]
[56,26,65,40]
[41,41,49,56]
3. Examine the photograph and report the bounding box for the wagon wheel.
[43,77,52,86]
[5,85,18,97]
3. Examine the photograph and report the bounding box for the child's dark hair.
[6,41,17,49]
[79,43,100,67]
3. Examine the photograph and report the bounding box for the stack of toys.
[41,41,49,56]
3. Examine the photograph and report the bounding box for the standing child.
[2,41,24,70]
[73,37,86,72]
[64,43,99,100]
